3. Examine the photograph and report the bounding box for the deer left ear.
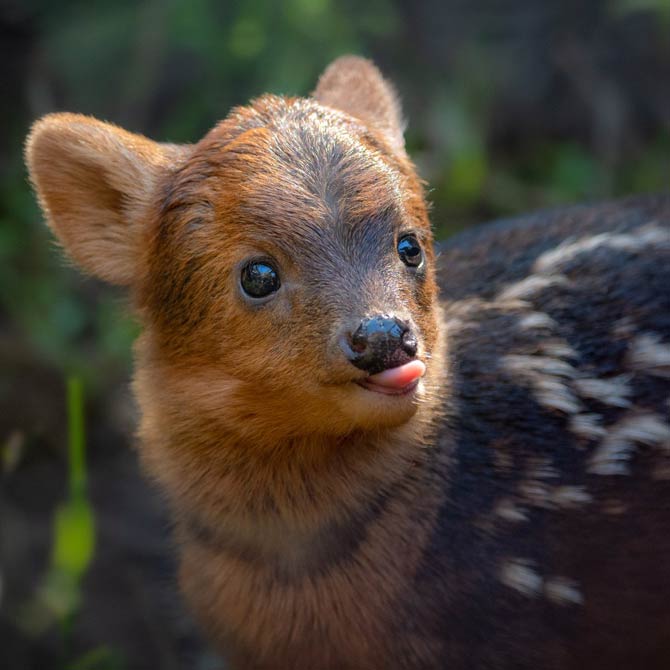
[25,113,187,285]
[313,56,406,154]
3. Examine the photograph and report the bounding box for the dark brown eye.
[240,260,280,299]
[397,234,423,268]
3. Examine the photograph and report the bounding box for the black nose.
[346,315,418,375]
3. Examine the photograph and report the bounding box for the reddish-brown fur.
[26,57,670,669]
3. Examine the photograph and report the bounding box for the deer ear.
[313,56,406,154]
[25,113,186,285]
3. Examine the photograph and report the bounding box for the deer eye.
[240,260,281,299]
[397,234,423,268]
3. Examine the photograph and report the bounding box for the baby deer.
[26,57,670,669]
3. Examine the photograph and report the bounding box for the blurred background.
[1,1,669,668]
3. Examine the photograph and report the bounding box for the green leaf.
[68,645,126,670]
[52,496,95,579]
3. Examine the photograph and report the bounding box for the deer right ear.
[313,56,406,155]
[25,113,186,285]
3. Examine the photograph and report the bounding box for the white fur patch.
[526,456,560,480]
[500,559,543,597]
[538,381,581,414]
[504,355,577,379]
[570,413,607,440]
[519,478,592,510]
[551,485,593,508]
[628,333,670,378]
[503,354,580,414]
[613,316,636,337]
[533,225,670,273]
[442,316,467,332]
[573,375,633,408]
[588,413,670,475]
[497,275,570,301]
[539,340,578,360]
[494,498,529,523]
[519,480,552,508]
[517,312,558,331]
[500,562,584,606]
[602,499,628,515]
[544,577,584,605]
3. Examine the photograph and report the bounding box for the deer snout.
[341,314,418,375]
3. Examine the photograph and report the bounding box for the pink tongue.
[366,360,426,389]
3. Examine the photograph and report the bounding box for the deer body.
[424,197,670,669]
[26,57,670,669]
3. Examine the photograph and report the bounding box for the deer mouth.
[357,359,426,396]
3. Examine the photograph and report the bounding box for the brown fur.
[25,57,670,669]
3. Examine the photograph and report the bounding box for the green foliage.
[3,0,669,374]
[612,0,670,24]
[16,377,104,664]
[65,377,87,496]
[67,646,126,670]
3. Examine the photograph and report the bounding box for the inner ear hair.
[313,55,406,154]
[25,113,187,285]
